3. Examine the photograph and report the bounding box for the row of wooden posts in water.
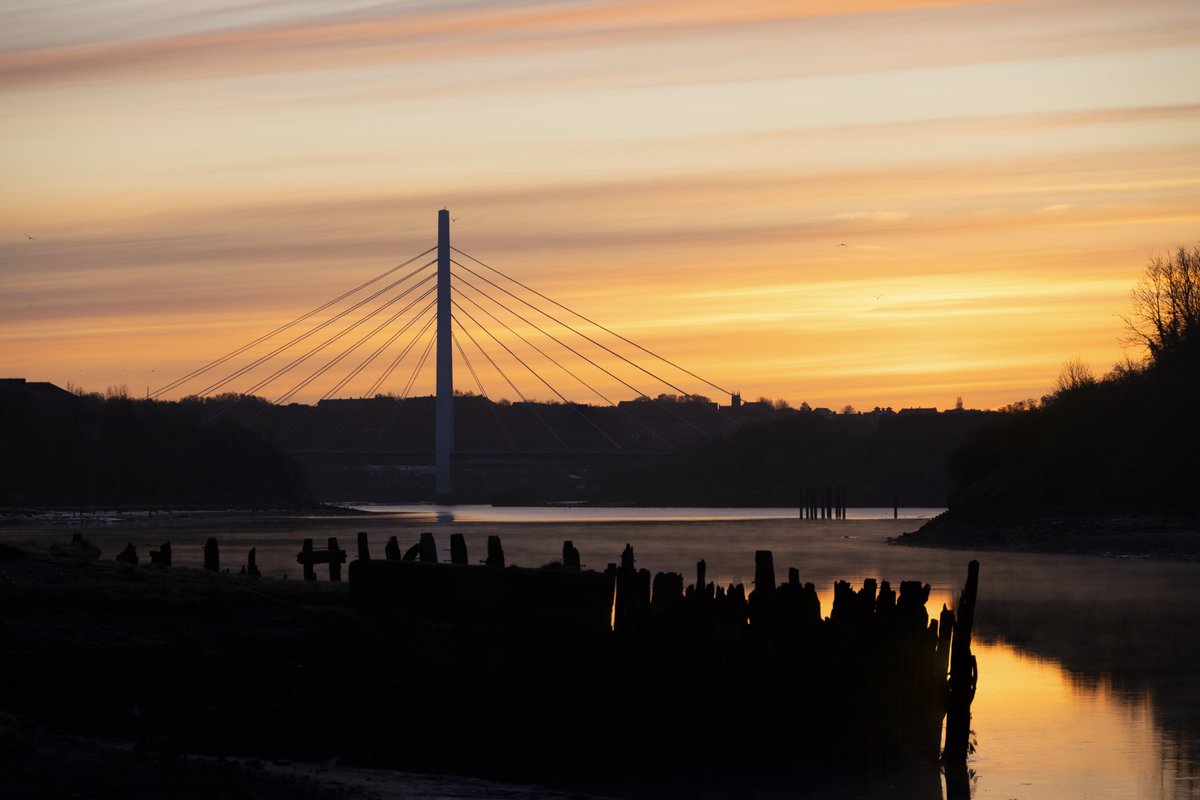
[101,530,979,766]
[107,530,514,581]
[800,485,849,519]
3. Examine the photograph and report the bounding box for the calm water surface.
[6,506,1198,800]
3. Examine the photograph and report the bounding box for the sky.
[2,0,1199,411]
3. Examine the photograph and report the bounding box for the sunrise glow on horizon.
[3,0,1199,410]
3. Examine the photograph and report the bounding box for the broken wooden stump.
[562,540,580,571]
[450,533,468,565]
[203,538,219,572]
[149,542,171,566]
[485,535,504,568]
[419,532,437,563]
[357,531,370,561]
[297,537,348,581]
[384,535,401,560]
[115,542,138,566]
[246,547,261,577]
[943,559,979,764]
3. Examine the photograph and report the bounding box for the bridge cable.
[452,330,516,452]
[270,286,437,408]
[450,257,742,433]
[450,259,693,398]
[228,272,435,402]
[374,325,437,451]
[201,271,435,424]
[451,300,622,451]
[452,246,731,397]
[320,310,438,450]
[452,314,566,451]
[451,270,687,447]
[269,296,437,443]
[150,246,435,399]
[193,260,435,399]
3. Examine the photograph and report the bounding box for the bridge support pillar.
[436,209,454,498]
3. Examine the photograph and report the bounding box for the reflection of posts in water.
[943,559,980,764]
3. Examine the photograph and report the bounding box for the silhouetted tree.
[1123,244,1200,359]
[1053,357,1096,395]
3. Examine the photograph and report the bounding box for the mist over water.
[5,508,1198,799]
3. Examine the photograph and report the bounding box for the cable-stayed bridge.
[153,210,779,499]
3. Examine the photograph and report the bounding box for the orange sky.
[3,0,1199,410]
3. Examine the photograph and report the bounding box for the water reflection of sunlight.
[970,641,1168,800]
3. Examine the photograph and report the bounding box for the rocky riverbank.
[892,511,1200,561]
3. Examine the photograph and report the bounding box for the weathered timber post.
[562,540,580,571]
[384,535,401,560]
[357,531,370,561]
[696,559,706,592]
[328,537,343,581]
[754,550,775,595]
[485,535,504,567]
[203,538,219,572]
[450,533,468,565]
[301,539,316,581]
[893,494,899,520]
[246,547,261,577]
[419,532,437,563]
[150,542,171,566]
[943,560,979,764]
[116,542,139,566]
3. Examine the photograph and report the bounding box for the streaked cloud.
[2,0,1198,409]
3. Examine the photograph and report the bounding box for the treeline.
[0,382,311,508]
[604,410,999,507]
[946,244,1200,516]
[946,343,1199,515]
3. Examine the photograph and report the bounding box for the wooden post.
[893,494,899,520]
[485,535,504,567]
[246,547,261,577]
[328,537,342,581]
[562,540,580,571]
[754,550,775,595]
[384,535,401,560]
[150,542,171,566]
[450,533,468,565]
[419,532,437,563]
[943,560,979,764]
[301,539,316,581]
[357,531,370,561]
[203,538,219,572]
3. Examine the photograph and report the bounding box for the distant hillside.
[0,379,311,508]
[604,409,1000,507]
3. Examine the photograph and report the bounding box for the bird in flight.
[837,242,847,247]
[24,233,35,240]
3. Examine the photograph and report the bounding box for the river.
[4,506,1198,799]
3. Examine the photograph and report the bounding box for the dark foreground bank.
[892,512,1200,561]
[1,536,973,800]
